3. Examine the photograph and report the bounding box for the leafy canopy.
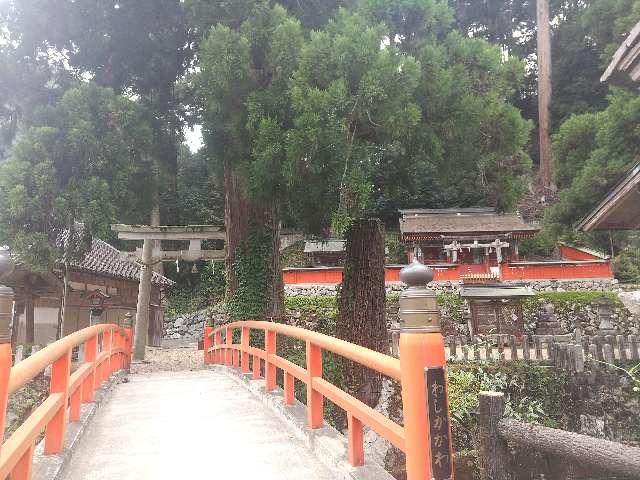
[0,84,154,269]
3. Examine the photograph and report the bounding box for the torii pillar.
[112,225,225,360]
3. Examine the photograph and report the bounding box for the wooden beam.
[111,224,225,241]
[120,249,225,262]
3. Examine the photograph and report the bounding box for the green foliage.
[543,89,640,247]
[614,245,640,284]
[196,3,304,203]
[163,145,224,225]
[284,296,338,333]
[166,261,226,318]
[526,291,621,307]
[226,223,275,320]
[0,84,154,269]
[385,233,407,264]
[9,0,191,198]
[447,362,569,451]
[280,240,307,268]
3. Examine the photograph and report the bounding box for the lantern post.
[398,260,455,480]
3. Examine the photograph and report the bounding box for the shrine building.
[399,208,538,276]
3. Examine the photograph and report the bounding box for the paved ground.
[61,353,334,480]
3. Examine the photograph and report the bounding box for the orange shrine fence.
[0,324,132,479]
[204,321,453,479]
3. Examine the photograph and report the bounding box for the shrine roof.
[399,208,539,240]
[58,230,174,287]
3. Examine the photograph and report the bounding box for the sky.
[184,125,203,153]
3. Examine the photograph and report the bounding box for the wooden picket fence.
[389,328,640,373]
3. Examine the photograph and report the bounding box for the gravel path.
[129,340,205,374]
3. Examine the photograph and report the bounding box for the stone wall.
[284,278,619,297]
[163,304,226,340]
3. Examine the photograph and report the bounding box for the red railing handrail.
[0,323,132,479]
[205,321,407,467]
[218,320,401,380]
[8,324,122,394]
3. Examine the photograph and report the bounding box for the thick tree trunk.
[337,218,387,408]
[224,167,284,319]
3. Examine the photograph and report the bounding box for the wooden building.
[1,237,174,346]
[399,208,539,273]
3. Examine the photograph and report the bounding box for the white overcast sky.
[184,125,203,153]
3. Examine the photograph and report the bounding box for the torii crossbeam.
[111,224,225,360]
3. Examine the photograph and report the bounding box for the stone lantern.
[596,299,616,335]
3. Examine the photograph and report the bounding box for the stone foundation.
[284,278,619,297]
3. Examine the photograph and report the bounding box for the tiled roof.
[400,208,538,238]
[59,231,174,287]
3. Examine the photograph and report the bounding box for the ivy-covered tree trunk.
[224,167,284,320]
[337,218,387,408]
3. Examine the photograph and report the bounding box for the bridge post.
[252,352,261,379]
[225,326,232,366]
[214,331,222,364]
[44,349,71,454]
[0,290,12,452]
[102,327,113,383]
[265,330,277,391]
[306,341,323,428]
[82,335,98,403]
[203,326,213,365]
[398,261,454,480]
[241,327,250,373]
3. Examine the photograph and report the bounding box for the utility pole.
[537,0,554,193]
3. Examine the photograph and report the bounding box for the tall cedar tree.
[287,1,531,409]
[196,4,306,319]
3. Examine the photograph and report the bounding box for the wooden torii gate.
[112,225,225,360]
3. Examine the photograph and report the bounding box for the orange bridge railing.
[204,321,451,478]
[0,324,132,479]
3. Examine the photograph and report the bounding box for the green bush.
[447,362,569,453]
[614,246,640,284]
[165,261,225,318]
[525,290,621,307]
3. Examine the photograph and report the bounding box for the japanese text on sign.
[425,367,453,480]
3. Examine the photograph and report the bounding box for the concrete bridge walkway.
[60,368,334,480]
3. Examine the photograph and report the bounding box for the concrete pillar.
[133,239,153,361]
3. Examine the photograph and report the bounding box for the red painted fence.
[0,324,132,479]
[283,259,613,285]
[500,260,613,281]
